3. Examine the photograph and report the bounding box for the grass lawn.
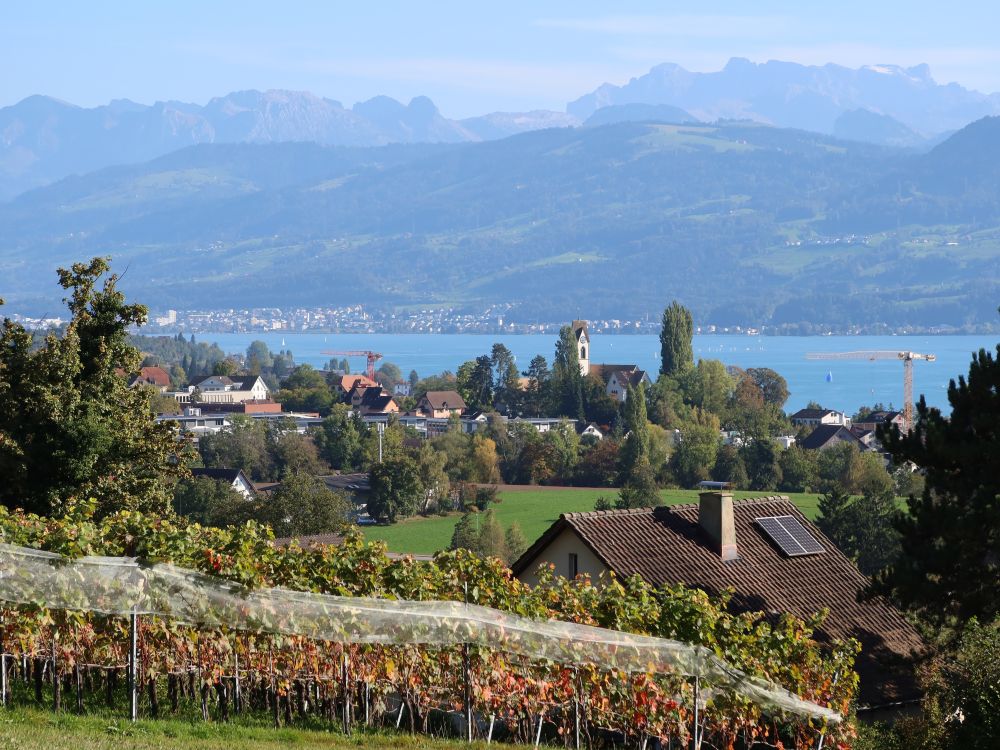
[364,487,822,555]
[0,706,496,750]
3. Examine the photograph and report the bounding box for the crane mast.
[320,350,384,381]
[804,350,936,432]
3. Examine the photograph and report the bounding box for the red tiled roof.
[138,366,171,387]
[512,496,924,708]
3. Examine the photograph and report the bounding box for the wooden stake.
[128,609,139,722]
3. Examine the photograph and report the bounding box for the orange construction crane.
[321,350,383,381]
[805,350,936,432]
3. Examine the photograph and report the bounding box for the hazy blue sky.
[5,2,1000,116]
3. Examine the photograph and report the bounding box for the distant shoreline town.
[9,304,995,336]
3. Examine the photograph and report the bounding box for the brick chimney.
[698,491,738,561]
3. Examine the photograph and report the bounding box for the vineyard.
[0,504,859,749]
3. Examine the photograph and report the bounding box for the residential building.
[128,366,171,391]
[156,407,230,436]
[602,368,653,402]
[797,424,868,451]
[789,408,850,428]
[190,467,256,500]
[511,493,924,711]
[353,385,400,416]
[175,375,269,404]
[393,382,412,397]
[337,374,378,397]
[852,410,905,433]
[416,390,467,418]
[576,422,606,440]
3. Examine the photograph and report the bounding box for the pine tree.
[477,509,507,559]
[551,326,584,420]
[450,511,479,552]
[872,345,1000,623]
[504,522,528,563]
[618,383,650,481]
[659,302,694,377]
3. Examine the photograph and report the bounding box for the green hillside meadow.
[363,487,822,555]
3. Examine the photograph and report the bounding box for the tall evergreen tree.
[617,384,659,508]
[618,383,650,479]
[659,301,694,377]
[522,355,551,417]
[491,343,520,414]
[872,345,1000,623]
[551,326,584,420]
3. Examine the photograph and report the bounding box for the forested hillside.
[2,119,998,328]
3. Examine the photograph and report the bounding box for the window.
[568,553,579,578]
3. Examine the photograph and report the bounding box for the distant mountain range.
[0,91,578,200]
[2,117,998,330]
[568,58,1000,140]
[4,59,1000,201]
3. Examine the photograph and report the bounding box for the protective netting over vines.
[0,542,839,723]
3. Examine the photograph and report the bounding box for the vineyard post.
[233,642,242,715]
[0,613,6,709]
[269,647,279,729]
[0,652,6,708]
[128,607,139,722]
[462,581,473,743]
[341,647,350,734]
[692,676,700,750]
[534,711,544,748]
[573,668,581,750]
[51,630,59,712]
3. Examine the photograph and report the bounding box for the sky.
[4,1,1000,118]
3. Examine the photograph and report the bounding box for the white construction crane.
[805,350,936,432]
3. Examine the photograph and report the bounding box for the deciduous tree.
[367,455,423,524]
[0,257,188,517]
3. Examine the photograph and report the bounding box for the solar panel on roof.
[755,515,825,557]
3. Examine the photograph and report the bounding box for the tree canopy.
[872,344,1000,624]
[659,301,694,376]
[0,257,188,517]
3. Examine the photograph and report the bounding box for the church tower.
[571,320,590,376]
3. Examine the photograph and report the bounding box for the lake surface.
[186,332,997,414]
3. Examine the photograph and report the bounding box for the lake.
[182,332,997,414]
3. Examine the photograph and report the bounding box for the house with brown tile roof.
[511,492,924,710]
[349,385,400,416]
[797,424,868,451]
[416,390,467,418]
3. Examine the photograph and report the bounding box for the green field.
[0,706,494,750]
[363,487,822,555]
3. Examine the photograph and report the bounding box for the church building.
[571,320,651,403]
